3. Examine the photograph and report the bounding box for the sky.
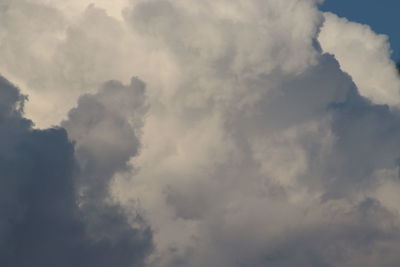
[321,0,400,61]
[1,1,400,267]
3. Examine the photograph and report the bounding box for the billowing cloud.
[1,0,400,266]
[318,12,400,106]
[0,76,152,267]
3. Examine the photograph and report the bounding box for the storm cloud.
[1,0,400,266]
[0,76,152,267]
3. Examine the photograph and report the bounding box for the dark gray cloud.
[62,77,150,257]
[0,75,152,267]
[62,77,148,203]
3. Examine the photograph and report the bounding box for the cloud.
[1,0,400,266]
[0,1,153,127]
[62,77,148,202]
[116,1,400,266]
[0,75,152,267]
[318,12,400,106]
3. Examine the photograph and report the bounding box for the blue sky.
[321,0,400,62]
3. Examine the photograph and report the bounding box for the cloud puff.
[0,75,152,267]
[318,12,400,106]
[0,1,152,127]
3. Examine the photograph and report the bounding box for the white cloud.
[318,12,400,106]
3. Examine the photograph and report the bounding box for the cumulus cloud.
[0,0,153,127]
[318,12,400,106]
[1,0,400,266]
[0,75,152,267]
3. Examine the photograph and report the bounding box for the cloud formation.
[318,12,400,106]
[0,76,152,267]
[1,0,400,266]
